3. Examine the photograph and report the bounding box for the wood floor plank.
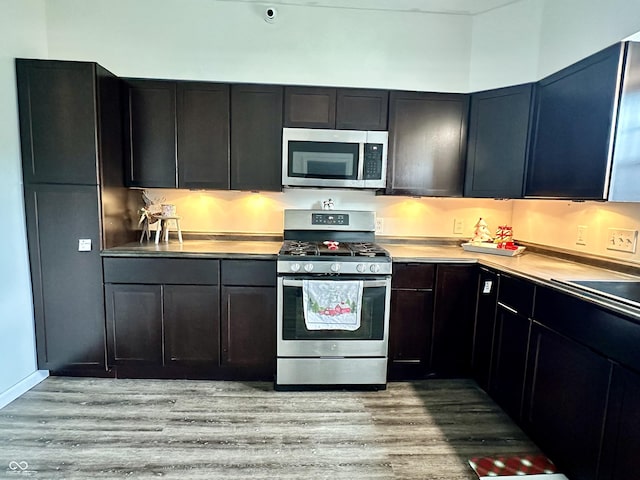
[0,378,538,479]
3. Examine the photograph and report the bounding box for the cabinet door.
[601,366,640,480]
[388,264,435,380]
[221,286,277,379]
[24,184,106,373]
[177,82,230,189]
[284,86,336,128]
[387,91,469,196]
[524,324,611,480]
[336,88,389,130]
[490,307,530,420]
[431,264,476,376]
[16,59,99,185]
[472,269,498,390]
[231,84,283,191]
[105,284,162,365]
[526,43,623,199]
[124,79,177,187]
[464,84,533,198]
[163,285,220,366]
[388,289,434,380]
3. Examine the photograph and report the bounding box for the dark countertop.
[102,238,640,321]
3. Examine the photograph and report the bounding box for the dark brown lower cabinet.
[103,257,221,377]
[104,283,219,370]
[601,366,640,480]
[524,323,612,480]
[221,286,276,379]
[431,264,477,377]
[388,263,435,380]
[471,268,498,390]
[388,263,475,379]
[163,285,220,366]
[489,307,530,420]
[24,184,107,375]
[105,284,162,364]
[220,260,277,380]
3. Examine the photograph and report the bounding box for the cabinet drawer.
[103,257,219,284]
[392,263,435,289]
[535,287,640,373]
[221,260,276,286]
[498,274,535,317]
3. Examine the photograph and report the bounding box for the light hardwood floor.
[0,378,538,479]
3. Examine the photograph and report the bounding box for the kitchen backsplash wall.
[138,188,513,239]
[513,200,640,265]
[138,189,640,266]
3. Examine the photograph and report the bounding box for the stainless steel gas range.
[275,209,392,390]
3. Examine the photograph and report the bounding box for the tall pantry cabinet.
[16,59,132,375]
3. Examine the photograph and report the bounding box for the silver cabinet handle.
[497,301,519,315]
[282,278,389,288]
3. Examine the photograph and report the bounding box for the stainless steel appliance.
[276,209,392,389]
[282,128,388,189]
[551,278,640,310]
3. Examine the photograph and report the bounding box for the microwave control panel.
[311,213,349,226]
[363,143,384,180]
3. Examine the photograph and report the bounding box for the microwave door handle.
[282,278,389,288]
[357,142,365,180]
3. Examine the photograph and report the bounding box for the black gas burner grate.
[279,240,389,258]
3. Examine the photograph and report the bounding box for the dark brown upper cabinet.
[284,86,388,130]
[387,91,469,196]
[464,83,533,198]
[177,82,230,190]
[526,42,627,199]
[124,79,177,188]
[16,60,102,185]
[124,79,230,189]
[230,84,283,191]
[336,88,388,130]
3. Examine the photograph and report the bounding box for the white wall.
[537,0,640,78]
[469,0,543,91]
[0,0,47,396]
[44,0,473,92]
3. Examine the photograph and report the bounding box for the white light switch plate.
[78,239,92,252]
[607,228,638,253]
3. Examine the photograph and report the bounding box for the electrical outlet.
[607,228,638,253]
[375,217,384,234]
[453,218,464,235]
[78,239,92,252]
[576,225,587,245]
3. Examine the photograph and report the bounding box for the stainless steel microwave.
[282,128,388,189]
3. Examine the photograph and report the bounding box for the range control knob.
[290,263,301,272]
[330,263,341,273]
[370,264,381,273]
[304,263,314,272]
[356,264,366,273]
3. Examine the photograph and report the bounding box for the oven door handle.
[282,278,389,288]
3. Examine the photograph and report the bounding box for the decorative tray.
[461,242,526,257]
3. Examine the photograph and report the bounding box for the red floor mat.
[469,454,560,477]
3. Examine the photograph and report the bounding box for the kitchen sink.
[552,279,640,309]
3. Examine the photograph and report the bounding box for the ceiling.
[224,0,525,15]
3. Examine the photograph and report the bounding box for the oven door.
[277,276,390,357]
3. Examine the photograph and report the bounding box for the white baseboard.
[0,370,49,410]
